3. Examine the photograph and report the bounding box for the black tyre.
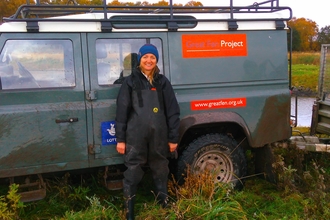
[177,133,247,188]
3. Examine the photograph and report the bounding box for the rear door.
[86,33,167,167]
[0,33,88,177]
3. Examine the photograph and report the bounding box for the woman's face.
[140,53,157,73]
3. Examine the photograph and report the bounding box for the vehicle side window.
[0,39,75,90]
[95,38,163,85]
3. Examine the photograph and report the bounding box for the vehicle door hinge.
[86,90,97,101]
[88,144,101,154]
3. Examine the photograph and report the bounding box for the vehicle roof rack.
[2,0,292,32]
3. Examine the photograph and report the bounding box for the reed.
[291,52,321,65]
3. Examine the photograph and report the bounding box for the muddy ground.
[291,87,317,97]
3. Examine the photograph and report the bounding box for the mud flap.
[254,144,277,183]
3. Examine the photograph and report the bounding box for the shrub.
[0,184,25,220]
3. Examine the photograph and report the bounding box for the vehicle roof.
[0,1,292,32]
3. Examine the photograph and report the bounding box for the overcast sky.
[143,0,328,28]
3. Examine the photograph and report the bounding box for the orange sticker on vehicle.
[191,98,247,110]
[182,34,247,58]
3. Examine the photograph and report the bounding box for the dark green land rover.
[0,0,292,201]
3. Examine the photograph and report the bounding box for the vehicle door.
[86,33,168,166]
[0,33,88,177]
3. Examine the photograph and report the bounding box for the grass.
[2,129,330,219]
[233,179,306,219]
[291,52,321,65]
[291,64,319,93]
[3,141,330,219]
[291,52,320,94]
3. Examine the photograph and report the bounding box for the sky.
[143,0,329,28]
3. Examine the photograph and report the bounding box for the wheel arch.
[178,112,251,153]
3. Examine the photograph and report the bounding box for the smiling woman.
[115,43,180,219]
[138,44,159,78]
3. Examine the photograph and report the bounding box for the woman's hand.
[116,142,126,154]
[168,142,178,152]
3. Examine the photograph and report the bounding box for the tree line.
[288,18,330,52]
[0,0,329,51]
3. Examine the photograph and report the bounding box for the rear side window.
[0,39,75,90]
[95,38,163,85]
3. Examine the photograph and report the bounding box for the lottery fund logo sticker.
[182,34,247,58]
[101,121,117,145]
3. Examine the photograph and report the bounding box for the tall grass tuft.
[167,169,247,220]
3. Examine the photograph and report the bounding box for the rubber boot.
[123,183,136,220]
[154,179,168,208]
[125,197,135,220]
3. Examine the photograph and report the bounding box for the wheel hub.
[192,150,233,183]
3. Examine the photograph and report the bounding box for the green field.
[291,64,319,92]
[291,52,320,95]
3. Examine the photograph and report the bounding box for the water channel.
[291,97,316,127]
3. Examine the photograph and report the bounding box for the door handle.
[55,118,78,123]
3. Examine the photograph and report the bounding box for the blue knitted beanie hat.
[138,44,159,63]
